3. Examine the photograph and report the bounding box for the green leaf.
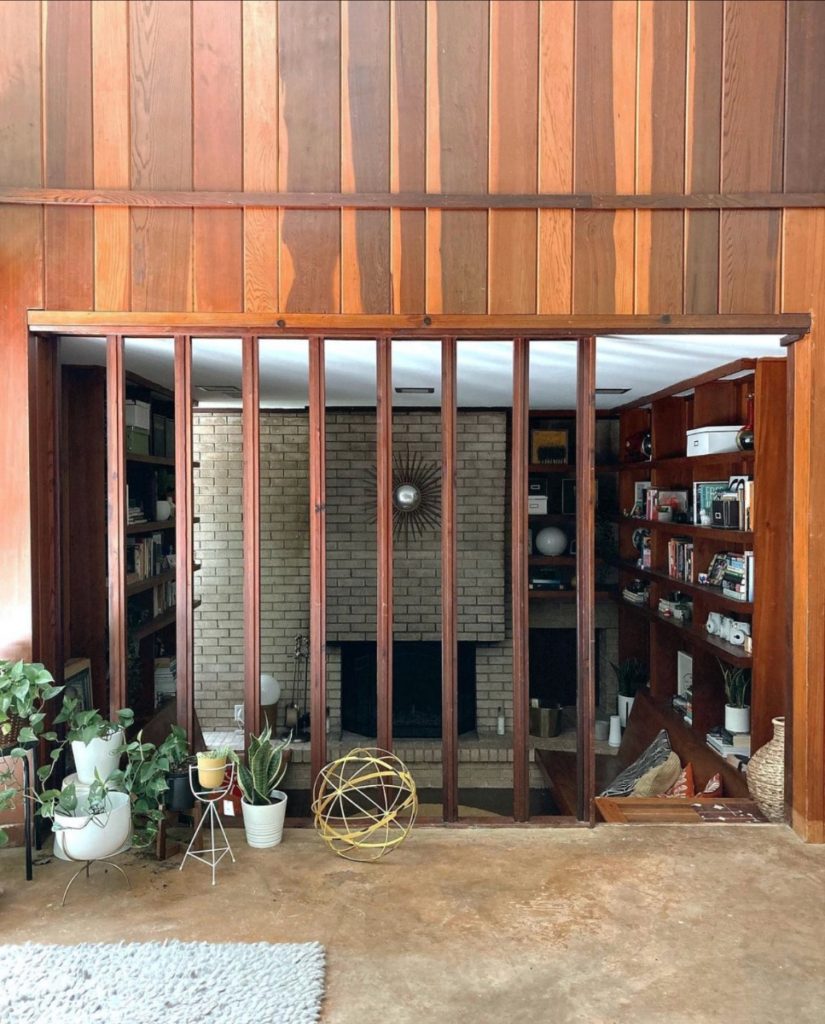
[17,727,36,743]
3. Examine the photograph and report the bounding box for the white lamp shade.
[260,673,281,705]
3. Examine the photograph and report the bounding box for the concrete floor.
[2,825,825,1023]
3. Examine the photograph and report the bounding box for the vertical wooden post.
[309,335,327,784]
[242,334,261,750]
[106,334,127,716]
[576,336,596,825]
[376,337,393,751]
[511,338,530,822]
[441,336,458,821]
[174,335,194,743]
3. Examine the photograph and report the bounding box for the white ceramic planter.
[54,791,131,862]
[725,704,751,734]
[618,694,635,727]
[71,729,123,785]
[241,791,287,848]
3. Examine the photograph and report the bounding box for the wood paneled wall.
[1,0,824,838]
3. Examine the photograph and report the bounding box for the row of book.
[717,551,754,603]
[151,581,176,618]
[126,533,168,583]
[667,537,694,583]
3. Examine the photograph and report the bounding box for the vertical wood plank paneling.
[92,0,130,310]
[719,0,785,313]
[785,1,825,192]
[106,335,127,716]
[243,0,279,312]
[376,338,394,751]
[242,335,261,748]
[441,337,458,821]
[0,0,42,659]
[193,0,243,312]
[574,0,636,313]
[174,335,194,742]
[782,208,825,843]
[279,0,341,313]
[511,339,530,822]
[685,0,722,314]
[576,335,596,824]
[342,0,391,314]
[538,0,574,314]
[43,0,94,310]
[426,0,488,314]
[636,1,686,313]
[130,0,193,311]
[489,0,538,314]
[390,0,426,313]
[309,336,327,783]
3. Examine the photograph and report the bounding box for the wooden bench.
[534,689,749,818]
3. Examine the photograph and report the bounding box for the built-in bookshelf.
[614,358,788,755]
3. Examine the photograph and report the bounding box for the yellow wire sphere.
[311,748,418,862]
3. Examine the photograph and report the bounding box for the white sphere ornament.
[535,526,567,556]
[260,673,281,705]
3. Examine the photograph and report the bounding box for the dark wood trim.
[511,338,530,822]
[611,358,757,411]
[441,337,458,822]
[105,334,127,716]
[308,335,327,783]
[28,336,63,685]
[242,334,261,749]
[785,342,796,817]
[5,185,825,211]
[27,311,811,340]
[576,337,597,826]
[174,335,194,744]
[376,338,393,752]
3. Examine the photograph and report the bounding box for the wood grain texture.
[106,336,127,715]
[785,1,825,192]
[719,209,781,313]
[342,0,391,314]
[308,337,327,782]
[92,0,130,309]
[242,335,261,747]
[376,338,393,751]
[511,339,530,821]
[193,0,243,312]
[488,0,538,314]
[243,0,279,311]
[441,337,458,820]
[391,0,425,313]
[43,0,94,310]
[279,0,341,313]
[130,0,193,311]
[538,0,574,313]
[426,0,488,313]
[174,336,194,742]
[782,209,825,842]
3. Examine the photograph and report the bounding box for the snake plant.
[233,725,291,806]
[719,661,751,709]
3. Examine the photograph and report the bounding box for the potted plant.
[38,773,131,862]
[720,662,751,733]
[611,658,648,726]
[233,725,291,848]
[159,725,195,812]
[53,697,134,785]
[196,746,231,789]
[119,731,174,848]
[0,659,63,748]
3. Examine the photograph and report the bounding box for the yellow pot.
[197,755,227,790]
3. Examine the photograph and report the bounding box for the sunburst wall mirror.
[365,451,441,545]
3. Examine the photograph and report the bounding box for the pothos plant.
[36,772,122,825]
[35,697,135,789]
[118,725,192,849]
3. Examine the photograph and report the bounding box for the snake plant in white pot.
[234,725,291,848]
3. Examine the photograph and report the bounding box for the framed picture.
[530,428,568,465]
[676,651,693,697]
[63,657,92,710]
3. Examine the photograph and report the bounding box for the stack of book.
[706,727,751,760]
[672,692,693,725]
[152,580,176,617]
[667,536,694,583]
[721,551,755,602]
[622,584,650,606]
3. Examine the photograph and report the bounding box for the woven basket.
[1,713,24,748]
[747,716,785,822]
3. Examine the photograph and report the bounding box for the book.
[693,480,728,526]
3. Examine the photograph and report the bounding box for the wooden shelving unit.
[615,358,788,750]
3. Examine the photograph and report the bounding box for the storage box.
[528,476,548,497]
[126,425,150,454]
[686,425,743,457]
[125,399,152,432]
[528,495,548,515]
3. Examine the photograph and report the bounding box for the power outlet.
[234,703,244,725]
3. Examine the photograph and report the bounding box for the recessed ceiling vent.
[195,385,242,397]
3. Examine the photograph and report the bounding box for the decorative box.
[686,425,743,457]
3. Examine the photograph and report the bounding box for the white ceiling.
[58,334,786,409]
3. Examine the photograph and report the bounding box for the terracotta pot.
[747,716,785,822]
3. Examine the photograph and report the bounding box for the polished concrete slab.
[2,825,824,1023]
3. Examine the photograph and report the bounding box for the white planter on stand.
[241,791,288,848]
[53,773,132,861]
[724,705,751,734]
[54,791,132,862]
[618,695,635,727]
[71,730,123,784]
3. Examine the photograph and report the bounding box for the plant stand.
[179,763,236,885]
[0,740,39,881]
[60,855,132,907]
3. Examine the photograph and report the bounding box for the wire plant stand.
[179,762,236,885]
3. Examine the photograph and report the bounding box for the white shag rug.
[1,941,325,1024]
